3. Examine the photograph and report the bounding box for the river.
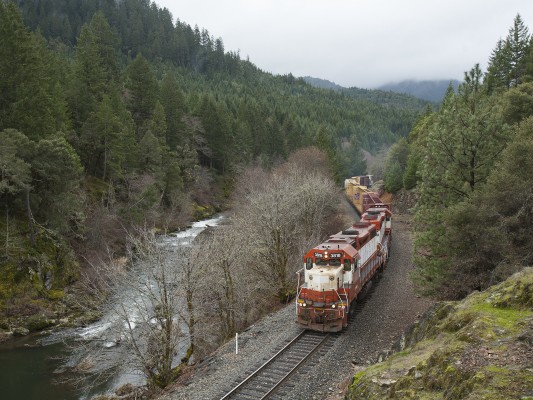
[0,215,223,400]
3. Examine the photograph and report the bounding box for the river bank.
[0,215,224,400]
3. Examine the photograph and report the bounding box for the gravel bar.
[160,214,434,400]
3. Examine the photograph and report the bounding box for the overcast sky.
[155,0,533,89]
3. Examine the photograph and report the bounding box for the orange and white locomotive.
[295,198,392,332]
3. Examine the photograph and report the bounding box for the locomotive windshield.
[315,259,341,266]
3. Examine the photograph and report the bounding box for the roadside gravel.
[160,213,434,400]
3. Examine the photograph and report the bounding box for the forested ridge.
[378,79,461,102]
[304,75,432,108]
[0,0,425,325]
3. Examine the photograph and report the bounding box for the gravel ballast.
[160,214,434,400]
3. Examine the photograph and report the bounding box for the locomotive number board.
[314,252,342,258]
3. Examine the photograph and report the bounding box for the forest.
[0,0,425,334]
[381,14,533,300]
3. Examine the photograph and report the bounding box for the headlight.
[331,304,336,308]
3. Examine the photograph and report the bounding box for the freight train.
[295,176,391,332]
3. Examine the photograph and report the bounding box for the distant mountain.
[302,76,430,109]
[378,79,460,103]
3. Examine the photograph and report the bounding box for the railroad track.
[219,272,381,399]
[347,271,380,325]
[219,330,333,400]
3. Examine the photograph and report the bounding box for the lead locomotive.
[296,177,392,332]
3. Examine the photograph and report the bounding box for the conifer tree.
[0,2,67,140]
[420,68,508,202]
[383,138,409,193]
[507,14,530,87]
[125,53,158,129]
[414,66,511,297]
[69,11,120,127]
[486,39,510,92]
[0,129,32,201]
[31,136,84,233]
[159,73,186,149]
[138,131,163,173]
[80,94,135,181]
[486,14,531,92]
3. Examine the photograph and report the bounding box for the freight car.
[344,175,385,215]
[295,183,391,332]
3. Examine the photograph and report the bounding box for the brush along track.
[219,330,335,399]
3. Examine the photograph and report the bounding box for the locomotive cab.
[296,244,359,332]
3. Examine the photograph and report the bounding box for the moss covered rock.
[346,268,533,400]
[25,313,54,332]
[192,203,216,220]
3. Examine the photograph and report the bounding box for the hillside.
[0,0,428,333]
[303,76,431,109]
[346,268,533,399]
[378,79,461,102]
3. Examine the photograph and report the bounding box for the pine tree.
[0,2,68,140]
[159,72,186,149]
[31,136,84,233]
[486,39,511,92]
[421,66,508,202]
[198,95,233,173]
[138,131,162,173]
[125,53,158,129]
[383,138,409,193]
[69,11,120,127]
[402,111,435,190]
[80,94,135,181]
[0,129,32,199]
[148,100,168,144]
[486,14,531,91]
[413,65,511,297]
[507,14,530,87]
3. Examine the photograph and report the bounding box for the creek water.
[0,215,223,400]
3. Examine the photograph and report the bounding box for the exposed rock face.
[345,267,533,400]
[389,188,419,215]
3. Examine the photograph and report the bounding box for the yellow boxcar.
[344,176,382,215]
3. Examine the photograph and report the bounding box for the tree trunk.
[5,205,9,255]
[25,188,35,247]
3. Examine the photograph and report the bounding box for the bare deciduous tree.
[66,228,193,392]
[233,163,339,301]
[180,151,342,361]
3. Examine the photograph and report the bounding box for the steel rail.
[220,330,329,400]
[258,332,330,399]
